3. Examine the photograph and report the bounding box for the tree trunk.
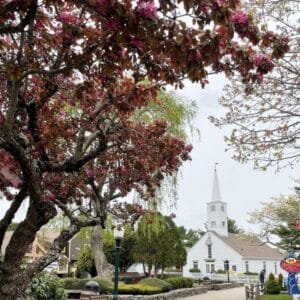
[0,202,56,299]
[91,225,113,280]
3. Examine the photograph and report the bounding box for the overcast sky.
[0,75,298,233]
[172,75,299,233]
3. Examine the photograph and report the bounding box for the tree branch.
[0,185,27,252]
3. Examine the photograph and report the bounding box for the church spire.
[207,164,228,236]
[211,163,221,202]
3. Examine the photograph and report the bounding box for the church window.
[222,221,225,227]
[211,205,216,212]
[221,205,224,212]
[208,245,212,258]
[211,221,216,227]
[274,262,277,275]
[193,261,199,269]
[263,261,266,271]
[245,261,249,273]
[232,265,237,271]
[206,264,210,273]
[211,264,215,273]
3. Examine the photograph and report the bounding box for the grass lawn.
[260,295,292,300]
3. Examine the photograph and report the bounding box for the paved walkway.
[178,287,246,300]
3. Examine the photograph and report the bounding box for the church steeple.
[211,163,221,202]
[207,165,228,236]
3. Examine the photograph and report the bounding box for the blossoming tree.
[0,0,287,297]
[210,0,297,170]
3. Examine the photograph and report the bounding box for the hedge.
[139,278,171,292]
[165,277,194,289]
[60,277,165,295]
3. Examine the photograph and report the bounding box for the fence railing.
[210,273,259,284]
[245,284,261,300]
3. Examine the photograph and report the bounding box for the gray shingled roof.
[214,232,283,259]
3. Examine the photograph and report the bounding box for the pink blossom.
[136,0,158,20]
[131,38,145,50]
[253,54,273,73]
[216,0,225,7]
[256,72,264,83]
[97,0,111,6]
[195,50,202,60]
[58,11,81,25]
[117,166,126,174]
[86,170,94,178]
[100,167,107,176]
[47,192,56,201]
[185,144,193,152]
[105,18,122,31]
[170,212,176,219]
[53,175,62,184]
[230,11,249,26]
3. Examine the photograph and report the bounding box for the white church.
[183,168,284,279]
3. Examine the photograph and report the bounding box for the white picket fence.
[210,273,259,284]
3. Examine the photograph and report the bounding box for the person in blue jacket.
[259,269,266,291]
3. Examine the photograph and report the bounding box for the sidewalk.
[177,287,246,300]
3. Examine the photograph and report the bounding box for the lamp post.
[224,260,230,283]
[113,227,124,300]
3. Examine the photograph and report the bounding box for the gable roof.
[213,232,283,259]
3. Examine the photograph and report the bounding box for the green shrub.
[266,277,280,295]
[139,278,171,292]
[94,277,114,293]
[189,268,201,273]
[27,272,66,300]
[165,277,193,289]
[278,273,283,289]
[60,277,90,289]
[269,273,275,281]
[216,269,226,274]
[60,277,170,295]
[75,247,96,278]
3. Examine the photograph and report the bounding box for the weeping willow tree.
[90,91,198,279]
[133,212,186,277]
[133,90,199,207]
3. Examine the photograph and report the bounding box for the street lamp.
[113,226,124,300]
[224,260,230,283]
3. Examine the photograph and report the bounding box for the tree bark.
[0,201,56,299]
[91,225,113,280]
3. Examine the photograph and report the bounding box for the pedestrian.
[259,269,266,291]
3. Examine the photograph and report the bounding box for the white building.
[183,168,284,279]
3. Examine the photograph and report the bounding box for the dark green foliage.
[60,278,90,290]
[266,276,280,295]
[27,272,66,300]
[177,226,203,248]
[75,247,97,278]
[189,268,201,273]
[260,296,292,300]
[165,277,193,289]
[269,273,275,281]
[227,218,243,234]
[103,226,137,272]
[133,213,186,276]
[139,278,171,292]
[60,277,166,295]
[278,273,283,290]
